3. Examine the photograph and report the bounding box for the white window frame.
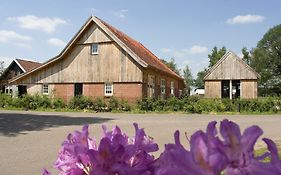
[104,83,113,96]
[42,84,49,95]
[91,43,98,55]
[170,81,175,96]
[161,79,166,95]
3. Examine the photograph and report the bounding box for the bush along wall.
[0,94,131,112]
[137,96,281,113]
[0,93,280,113]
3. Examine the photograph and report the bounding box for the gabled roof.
[15,59,42,72]
[204,51,261,80]
[97,17,182,79]
[10,16,182,83]
[0,59,41,79]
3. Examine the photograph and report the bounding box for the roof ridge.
[15,58,41,64]
[97,17,182,79]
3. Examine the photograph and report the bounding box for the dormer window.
[91,43,98,55]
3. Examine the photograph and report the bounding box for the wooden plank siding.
[204,53,258,80]
[241,80,258,99]
[204,51,260,99]
[204,81,221,98]
[14,23,143,85]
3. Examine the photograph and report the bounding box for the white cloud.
[0,30,31,43]
[47,38,66,48]
[114,9,129,19]
[8,15,67,33]
[188,45,208,54]
[226,14,265,24]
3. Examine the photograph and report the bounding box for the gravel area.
[0,110,280,175]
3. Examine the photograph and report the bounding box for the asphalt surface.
[0,110,281,175]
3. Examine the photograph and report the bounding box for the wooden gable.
[13,21,143,84]
[204,51,260,80]
[10,16,183,85]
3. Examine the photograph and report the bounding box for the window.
[91,43,98,54]
[147,75,155,98]
[105,83,113,96]
[161,79,166,95]
[74,83,83,96]
[170,81,175,96]
[42,84,49,95]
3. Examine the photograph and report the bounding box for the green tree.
[194,69,207,88]
[183,64,194,93]
[257,24,281,76]
[208,46,227,68]
[161,58,181,75]
[251,24,281,95]
[241,47,251,65]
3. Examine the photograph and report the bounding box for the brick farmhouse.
[10,16,184,103]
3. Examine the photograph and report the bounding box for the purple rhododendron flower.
[220,119,276,175]
[43,120,281,175]
[45,123,158,175]
[153,121,227,175]
[263,138,281,173]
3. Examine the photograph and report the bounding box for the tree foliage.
[241,47,251,65]
[161,58,181,75]
[183,64,194,92]
[257,24,281,76]
[251,24,281,96]
[194,69,207,89]
[208,46,227,68]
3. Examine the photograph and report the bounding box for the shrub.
[93,98,107,112]
[68,96,94,110]
[0,93,13,108]
[108,97,119,111]
[166,96,184,111]
[119,99,131,111]
[137,98,154,111]
[52,98,66,109]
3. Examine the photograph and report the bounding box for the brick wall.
[53,83,142,103]
[83,83,104,99]
[54,84,74,102]
[113,83,142,103]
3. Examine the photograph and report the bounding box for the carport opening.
[221,80,240,99]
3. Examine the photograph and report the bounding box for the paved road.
[0,110,281,175]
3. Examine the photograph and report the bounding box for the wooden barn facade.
[204,51,260,99]
[9,16,184,103]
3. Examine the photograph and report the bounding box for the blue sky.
[0,0,280,77]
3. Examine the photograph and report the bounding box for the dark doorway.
[221,80,230,98]
[18,85,27,97]
[74,83,83,96]
[232,80,240,99]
